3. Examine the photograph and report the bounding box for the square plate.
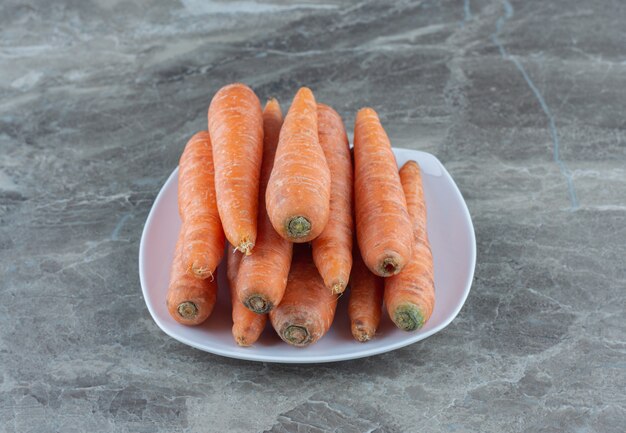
[139,148,476,363]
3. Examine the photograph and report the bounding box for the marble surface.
[1,0,625,431]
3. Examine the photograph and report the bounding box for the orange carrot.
[348,247,384,342]
[353,107,412,276]
[311,103,353,294]
[178,131,225,279]
[226,244,267,346]
[384,161,435,331]
[266,87,331,242]
[226,246,243,289]
[208,83,263,255]
[237,99,293,313]
[269,247,338,347]
[166,229,218,325]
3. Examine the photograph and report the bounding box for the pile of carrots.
[166,83,435,347]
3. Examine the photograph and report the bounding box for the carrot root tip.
[351,321,374,342]
[286,216,311,239]
[191,263,214,281]
[380,257,400,276]
[237,239,254,256]
[235,336,251,347]
[282,325,311,346]
[331,282,346,295]
[244,295,273,314]
[177,301,198,320]
[393,305,425,332]
[353,330,373,342]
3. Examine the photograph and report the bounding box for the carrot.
[178,131,225,279]
[266,87,331,242]
[208,83,264,255]
[226,245,243,289]
[311,104,353,294]
[226,244,267,346]
[348,247,384,342]
[236,99,293,313]
[353,107,412,276]
[166,229,218,325]
[384,161,435,331]
[269,246,338,347]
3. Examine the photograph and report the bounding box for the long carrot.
[384,161,435,331]
[226,244,267,346]
[311,103,353,294]
[166,229,218,325]
[353,107,412,276]
[237,99,293,313]
[208,83,263,255]
[266,87,331,243]
[269,246,338,347]
[348,247,384,342]
[178,131,225,279]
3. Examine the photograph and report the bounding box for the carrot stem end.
[282,325,311,346]
[177,301,198,320]
[380,257,400,276]
[286,216,311,239]
[245,295,273,314]
[393,305,425,331]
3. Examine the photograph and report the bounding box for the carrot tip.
[237,240,254,256]
[331,282,346,295]
[191,263,214,281]
[235,336,251,347]
[351,320,374,342]
[393,305,425,332]
[282,325,311,347]
[177,301,199,320]
[244,295,273,314]
[286,216,311,239]
[380,257,401,277]
[352,329,373,342]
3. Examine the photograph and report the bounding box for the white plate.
[139,148,476,363]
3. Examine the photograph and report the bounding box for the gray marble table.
[1,1,624,432]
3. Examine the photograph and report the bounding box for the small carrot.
[353,107,412,276]
[348,247,384,342]
[266,87,331,243]
[237,98,293,313]
[311,103,353,294]
[208,83,264,255]
[166,229,218,325]
[384,161,435,331]
[178,131,225,279]
[269,246,338,347]
[226,244,267,346]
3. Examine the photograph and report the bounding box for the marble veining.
[491,0,579,210]
[1,0,625,432]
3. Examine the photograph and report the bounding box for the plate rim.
[139,148,476,363]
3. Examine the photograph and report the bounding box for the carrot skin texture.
[208,83,264,255]
[348,248,384,342]
[384,161,435,331]
[311,104,353,294]
[237,99,293,313]
[266,87,331,243]
[166,230,218,325]
[227,245,267,346]
[178,131,225,279]
[269,247,338,347]
[353,107,412,276]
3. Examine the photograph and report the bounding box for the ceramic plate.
[139,148,476,363]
